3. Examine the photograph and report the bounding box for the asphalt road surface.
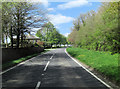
[1,48,110,89]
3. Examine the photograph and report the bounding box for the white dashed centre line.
[35,53,54,89]
[50,54,54,59]
[35,81,41,89]
[44,61,50,71]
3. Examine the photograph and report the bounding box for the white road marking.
[44,61,50,71]
[0,52,48,75]
[35,81,41,89]
[50,54,54,59]
[65,48,112,89]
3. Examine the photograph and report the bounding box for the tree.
[36,22,66,47]
[36,29,43,41]
[73,17,81,31]
[68,2,119,53]
[2,2,48,48]
[2,2,15,47]
[60,35,67,46]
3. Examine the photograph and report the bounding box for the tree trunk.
[16,8,20,48]
[21,30,23,48]
[10,26,13,48]
[99,44,102,51]
[2,33,4,44]
[5,35,8,48]
[16,32,20,48]
[60,43,61,47]
[96,43,98,51]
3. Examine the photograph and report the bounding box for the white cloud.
[47,8,55,11]
[63,33,70,37]
[57,0,88,9]
[41,0,49,7]
[48,14,74,25]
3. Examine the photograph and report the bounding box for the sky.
[31,0,102,37]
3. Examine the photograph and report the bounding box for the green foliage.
[68,2,120,53]
[36,30,43,41]
[67,47,120,83]
[36,22,67,46]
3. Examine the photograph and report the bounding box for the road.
[2,48,110,89]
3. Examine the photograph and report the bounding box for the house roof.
[25,34,40,40]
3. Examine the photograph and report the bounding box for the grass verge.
[67,47,120,84]
[2,50,48,70]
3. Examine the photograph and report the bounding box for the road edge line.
[65,48,112,89]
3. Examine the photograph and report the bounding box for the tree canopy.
[36,22,67,46]
[68,2,120,53]
[2,2,48,48]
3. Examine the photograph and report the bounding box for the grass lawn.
[67,47,120,83]
[2,50,48,70]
